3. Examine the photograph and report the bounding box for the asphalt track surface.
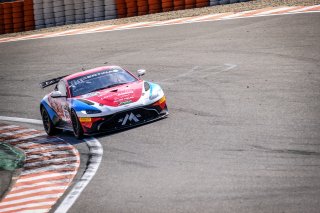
[1,12,320,213]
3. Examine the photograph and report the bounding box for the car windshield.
[68,68,137,97]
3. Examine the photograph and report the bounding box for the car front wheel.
[71,110,84,139]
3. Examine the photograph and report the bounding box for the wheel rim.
[42,109,50,132]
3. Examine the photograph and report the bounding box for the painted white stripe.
[24,156,79,168]
[220,11,252,19]
[0,201,55,212]
[0,129,34,137]
[18,142,73,149]
[154,18,186,26]
[13,34,47,41]
[25,137,64,144]
[7,186,67,198]
[82,25,115,33]
[255,6,292,15]
[6,133,47,143]
[42,29,82,38]
[12,180,70,191]
[0,116,43,125]
[27,151,73,160]
[17,209,48,213]
[18,172,76,183]
[21,164,78,176]
[184,14,222,23]
[55,137,103,213]
[290,5,319,12]
[0,125,19,130]
[24,144,74,154]
[115,22,151,29]
[0,194,63,207]
[0,116,102,213]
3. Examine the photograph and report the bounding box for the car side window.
[57,81,67,97]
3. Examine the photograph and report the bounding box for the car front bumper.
[79,96,168,134]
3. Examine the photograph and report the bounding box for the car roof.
[63,66,125,81]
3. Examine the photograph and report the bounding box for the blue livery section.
[71,99,101,112]
[41,100,59,124]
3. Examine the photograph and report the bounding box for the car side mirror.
[137,69,146,77]
[51,91,66,98]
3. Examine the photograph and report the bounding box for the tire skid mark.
[0,124,80,213]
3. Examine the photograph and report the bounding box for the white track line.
[0,116,103,213]
[54,137,103,213]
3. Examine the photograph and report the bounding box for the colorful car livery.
[40,66,168,139]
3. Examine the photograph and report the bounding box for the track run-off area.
[1,8,320,213]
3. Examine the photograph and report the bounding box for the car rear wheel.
[41,107,58,136]
[71,110,84,139]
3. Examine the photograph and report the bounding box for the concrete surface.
[0,12,320,213]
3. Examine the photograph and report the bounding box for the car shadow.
[57,116,169,144]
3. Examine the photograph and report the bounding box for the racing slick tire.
[71,110,84,139]
[41,107,58,136]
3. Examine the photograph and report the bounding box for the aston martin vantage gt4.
[40,66,168,139]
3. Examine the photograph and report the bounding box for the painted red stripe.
[16,142,70,150]
[1,205,54,213]
[3,190,65,202]
[19,168,76,180]
[0,131,43,141]
[0,198,56,209]
[240,7,274,17]
[25,146,76,154]
[26,153,77,163]
[24,160,79,170]
[11,182,70,194]
[0,127,24,134]
[201,13,234,21]
[11,139,65,146]
[271,6,304,14]
[15,174,76,187]
[305,5,320,11]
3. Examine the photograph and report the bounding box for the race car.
[39,66,168,139]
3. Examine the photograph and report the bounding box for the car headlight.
[81,109,102,114]
[149,87,162,100]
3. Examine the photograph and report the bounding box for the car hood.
[80,81,143,107]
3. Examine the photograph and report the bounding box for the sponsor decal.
[119,100,132,105]
[118,113,141,125]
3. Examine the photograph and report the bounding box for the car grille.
[98,107,160,132]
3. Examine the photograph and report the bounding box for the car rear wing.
[39,75,68,89]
